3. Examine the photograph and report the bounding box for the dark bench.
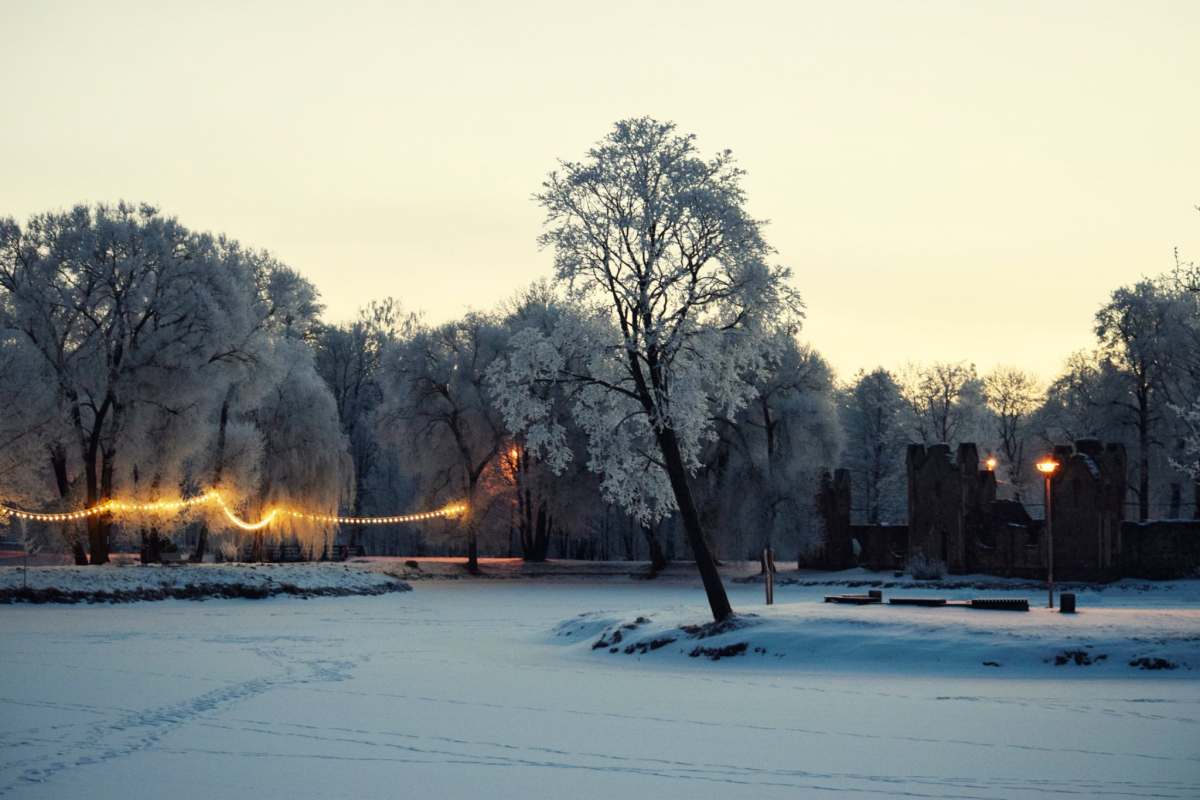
[824,590,883,605]
[331,545,367,561]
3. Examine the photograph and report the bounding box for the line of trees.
[0,123,1195,620]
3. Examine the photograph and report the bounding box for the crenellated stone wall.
[832,438,1199,581]
[906,442,996,574]
[802,468,857,570]
[1046,439,1127,582]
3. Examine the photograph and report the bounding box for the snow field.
[0,579,1197,799]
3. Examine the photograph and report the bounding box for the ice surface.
[1,578,1197,798]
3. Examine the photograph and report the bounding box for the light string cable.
[0,491,466,530]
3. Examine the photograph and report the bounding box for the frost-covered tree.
[0,332,62,509]
[380,313,509,572]
[1032,272,1192,519]
[316,299,420,547]
[247,338,352,560]
[195,252,339,560]
[1164,217,1200,512]
[983,365,1043,499]
[0,203,261,564]
[696,336,840,561]
[840,367,907,524]
[1174,401,1200,477]
[496,284,602,563]
[1095,280,1175,520]
[491,118,802,622]
[1037,350,1118,443]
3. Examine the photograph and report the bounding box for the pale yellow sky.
[2,0,1197,381]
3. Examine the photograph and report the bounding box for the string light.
[221,506,278,531]
[283,503,466,526]
[0,491,465,530]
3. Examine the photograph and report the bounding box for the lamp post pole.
[1038,459,1058,610]
[1045,469,1053,609]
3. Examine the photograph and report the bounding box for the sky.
[1,0,1197,382]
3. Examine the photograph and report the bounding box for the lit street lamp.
[986,457,997,471]
[1037,459,1059,608]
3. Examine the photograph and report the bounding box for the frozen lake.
[2,579,1198,798]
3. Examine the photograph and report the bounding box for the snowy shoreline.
[552,578,1200,677]
[557,605,1200,676]
[357,558,1200,593]
[0,563,412,604]
[5,558,1197,601]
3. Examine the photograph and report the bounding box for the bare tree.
[983,365,1042,499]
[897,361,985,445]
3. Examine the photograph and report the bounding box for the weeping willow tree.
[244,339,352,560]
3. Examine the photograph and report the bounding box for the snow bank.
[0,563,412,604]
[553,586,1200,676]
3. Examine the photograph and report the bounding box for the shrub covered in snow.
[905,552,946,580]
[218,541,240,563]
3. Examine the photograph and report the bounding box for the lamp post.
[1037,459,1059,609]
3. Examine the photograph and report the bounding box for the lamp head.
[1037,459,1058,474]
[985,458,997,471]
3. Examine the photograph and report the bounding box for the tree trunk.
[657,427,733,622]
[49,445,88,564]
[193,522,209,563]
[466,525,479,572]
[640,523,667,572]
[465,479,480,573]
[519,488,534,559]
[195,393,233,562]
[524,504,550,562]
[84,504,108,565]
[141,526,165,564]
[98,447,116,563]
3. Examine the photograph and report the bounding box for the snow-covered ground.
[1,577,1197,798]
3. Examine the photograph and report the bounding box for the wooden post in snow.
[763,548,775,605]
